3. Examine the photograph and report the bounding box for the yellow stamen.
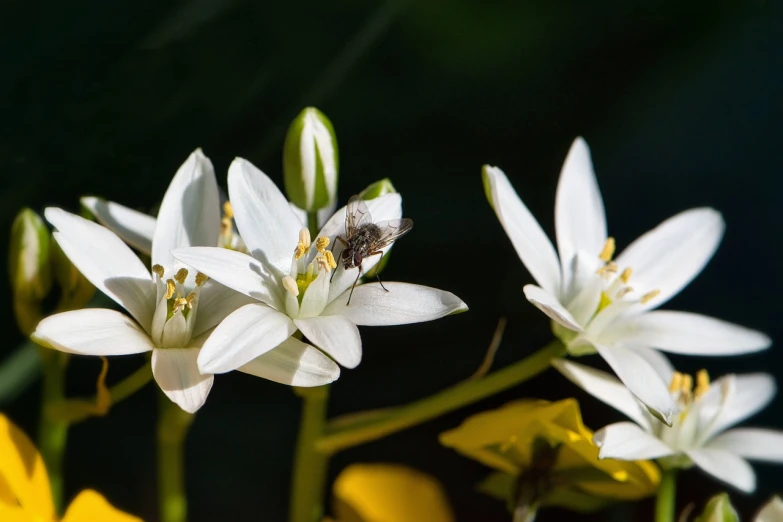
[294,244,307,260]
[596,262,619,278]
[152,264,165,278]
[299,228,311,249]
[680,373,693,403]
[669,372,683,393]
[282,275,299,297]
[173,297,189,312]
[615,286,633,299]
[620,267,632,283]
[599,237,616,262]
[185,292,197,308]
[323,250,337,270]
[195,272,209,287]
[695,369,710,399]
[223,201,234,219]
[220,217,232,234]
[165,279,176,300]
[315,236,330,253]
[640,289,660,304]
[174,268,188,284]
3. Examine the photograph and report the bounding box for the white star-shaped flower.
[555,358,783,493]
[33,150,339,413]
[173,158,468,376]
[483,138,770,422]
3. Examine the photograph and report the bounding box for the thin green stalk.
[157,393,195,522]
[318,341,565,454]
[290,385,330,522]
[37,349,69,514]
[109,361,153,404]
[307,211,320,238]
[655,468,677,522]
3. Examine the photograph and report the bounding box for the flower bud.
[8,209,52,335]
[695,493,739,522]
[358,178,396,200]
[51,238,95,313]
[283,107,339,212]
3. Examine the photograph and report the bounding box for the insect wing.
[371,218,414,250]
[345,195,372,236]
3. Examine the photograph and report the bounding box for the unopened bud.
[51,238,95,312]
[358,178,396,200]
[695,493,739,522]
[283,107,339,212]
[9,209,52,335]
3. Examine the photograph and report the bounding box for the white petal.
[295,315,362,369]
[197,303,297,374]
[172,247,282,310]
[192,280,256,337]
[552,359,651,431]
[631,345,674,384]
[323,282,467,326]
[161,312,189,348]
[523,285,582,332]
[33,309,154,355]
[594,343,675,424]
[227,158,302,273]
[239,337,340,387]
[482,166,561,295]
[686,449,756,493]
[594,422,674,460]
[152,149,220,270]
[323,194,404,303]
[81,197,156,254]
[554,138,607,300]
[152,348,213,414]
[614,208,724,310]
[705,373,776,438]
[756,496,783,522]
[707,428,783,463]
[299,269,331,319]
[613,311,771,355]
[45,207,155,328]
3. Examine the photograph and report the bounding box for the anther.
[596,261,619,278]
[185,292,197,308]
[315,236,329,253]
[282,275,299,297]
[174,268,189,284]
[173,297,189,313]
[694,369,710,399]
[223,201,234,219]
[599,237,616,262]
[152,264,165,278]
[299,228,311,249]
[165,279,176,300]
[195,272,209,287]
[680,374,693,403]
[640,289,660,304]
[669,372,683,393]
[620,267,632,284]
[323,250,337,269]
[615,287,634,299]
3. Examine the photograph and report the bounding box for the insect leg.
[335,235,348,246]
[367,250,390,292]
[347,265,362,306]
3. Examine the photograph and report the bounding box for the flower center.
[658,370,711,455]
[281,228,337,304]
[151,264,208,348]
[217,201,247,252]
[593,237,660,312]
[668,369,710,410]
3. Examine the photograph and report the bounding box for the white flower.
[172,157,468,375]
[482,138,770,422]
[756,496,783,522]
[554,358,783,493]
[32,150,339,413]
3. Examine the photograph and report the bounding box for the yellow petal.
[0,414,54,519]
[61,489,143,522]
[332,464,453,522]
[0,504,34,522]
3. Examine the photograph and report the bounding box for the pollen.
[620,267,632,283]
[174,268,189,284]
[596,261,618,278]
[173,297,189,313]
[640,289,660,304]
[694,369,710,399]
[195,272,209,287]
[294,228,312,259]
[599,237,616,262]
[223,201,234,219]
[315,236,330,253]
[323,250,337,269]
[165,279,176,300]
[152,264,165,278]
[185,292,197,308]
[282,275,299,297]
[680,373,693,399]
[668,372,683,393]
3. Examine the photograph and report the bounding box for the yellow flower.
[329,463,454,522]
[439,398,660,514]
[0,413,142,522]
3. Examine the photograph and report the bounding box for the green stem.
[157,393,195,522]
[290,385,330,522]
[318,340,565,454]
[37,349,69,514]
[307,211,320,238]
[109,361,153,404]
[655,468,677,522]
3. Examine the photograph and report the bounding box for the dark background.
[1,1,781,520]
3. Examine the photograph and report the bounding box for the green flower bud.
[9,209,52,335]
[51,239,95,313]
[358,178,396,200]
[696,493,739,522]
[283,107,339,212]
